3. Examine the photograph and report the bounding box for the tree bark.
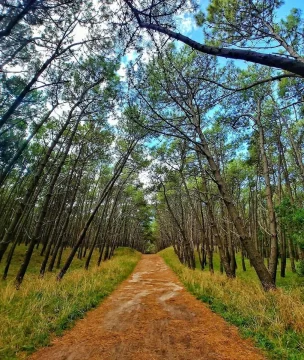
[255,99,278,283]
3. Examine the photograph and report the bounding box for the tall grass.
[0,247,141,360]
[193,251,304,289]
[160,247,304,360]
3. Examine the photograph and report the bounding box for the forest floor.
[29,255,265,360]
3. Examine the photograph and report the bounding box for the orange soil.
[29,255,266,360]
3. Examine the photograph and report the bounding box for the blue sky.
[186,0,304,43]
[117,0,304,80]
[277,0,304,17]
[173,0,304,71]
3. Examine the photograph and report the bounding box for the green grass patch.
[194,251,304,290]
[160,247,304,360]
[0,247,141,360]
[0,244,106,286]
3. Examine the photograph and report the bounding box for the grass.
[160,247,304,360]
[193,251,304,290]
[0,245,141,360]
[0,244,106,285]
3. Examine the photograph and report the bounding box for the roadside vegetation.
[191,250,304,290]
[1,1,304,358]
[0,246,140,360]
[160,247,304,360]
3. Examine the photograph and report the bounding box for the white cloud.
[125,50,137,62]
[176,13,197,34]
[141,48,152,64]
[108,113,119,126]
[73,23,88,43]
[53,103,71,118]
[107,104,121,126]
[139,170,151,189]
[117,63,127,80]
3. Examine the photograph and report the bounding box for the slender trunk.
[281,116,304,183]
[162,182,195,269]
[0,0,38,38]
[56,242,65,269]
[195,125,275,290]
[0,24,84,130]
[47,167,83,273]
[57,140,137,280]
[39,160,79,275]
[196,152,234,277]
[288,235,296,273]
[255,99,278,283]
[280,230,286,278]
[0,106,57,187]
[241,247,247,271]
[15,115,82,287]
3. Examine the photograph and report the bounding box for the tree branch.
[124,1,304,77]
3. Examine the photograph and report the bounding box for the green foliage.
[282,8,302,32]
[205,0,293,49]
[276,198,304,251]
[297,260,304,277]
[144,241,156,254]
[122,105,150,140]
[194,11,205,26]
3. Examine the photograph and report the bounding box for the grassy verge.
[0,247,141,360]
[159,247,304,360]
[193,251,304,289]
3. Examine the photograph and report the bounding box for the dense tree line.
[133,46,304,290]
[0,0,303,290]
[0,1,153,286]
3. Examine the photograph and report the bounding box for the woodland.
[0,0,304,358]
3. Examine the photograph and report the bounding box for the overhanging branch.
[124,1,304,77]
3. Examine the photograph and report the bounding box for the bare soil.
[29,255,266,360]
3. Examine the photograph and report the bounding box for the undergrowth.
[159,247,304,360]
[193,251,304,290]
[0,247,140,360]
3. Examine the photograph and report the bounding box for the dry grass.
[160,247,304,360]
[0,247,141,360]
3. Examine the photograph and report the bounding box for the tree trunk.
[15,113,82,287]
[195,125,275,290]
[255,99,278,283]
[56,140,137,280]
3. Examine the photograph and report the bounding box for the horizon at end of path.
[28,254,266,360]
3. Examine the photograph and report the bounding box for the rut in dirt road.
[29,255,266,360]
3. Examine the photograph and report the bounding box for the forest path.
[29,255,265,360]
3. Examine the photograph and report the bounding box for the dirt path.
[29,255,265,360]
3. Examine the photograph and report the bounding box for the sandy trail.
[29,255,265,360]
